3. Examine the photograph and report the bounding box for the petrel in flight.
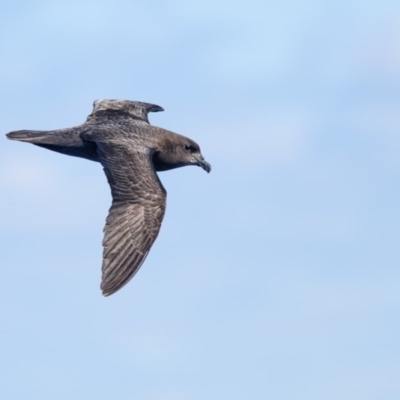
[6,99,211,296]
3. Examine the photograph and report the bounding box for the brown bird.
[6,99,211,296]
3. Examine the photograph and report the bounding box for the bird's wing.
[83,135,166,296]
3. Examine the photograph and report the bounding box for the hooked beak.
[150,105,164,113]
[194,155,211,173]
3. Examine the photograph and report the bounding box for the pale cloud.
[111,321,180,368]
[321,367,400,400]
[200,106,316,168]
[0,154,57,195]
[358,19,400,82]
[277,276,400,317]
[145,388,200,400]
[0,150,109,232]
[351,103,400,137]
[349,102,400,170]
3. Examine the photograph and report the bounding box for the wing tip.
[101,285,115,297]
[6,130,30,141]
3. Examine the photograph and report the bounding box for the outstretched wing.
[88,138,166,296]
[6,126,100,162]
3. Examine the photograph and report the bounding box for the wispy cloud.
[0,147,109,232]
[0,153,57,194]
[196,105,316,170]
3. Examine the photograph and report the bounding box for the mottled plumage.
[6,99,211,296]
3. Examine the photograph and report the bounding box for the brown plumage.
[6,99,211,296]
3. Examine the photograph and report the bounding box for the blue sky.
[1,1,400,399]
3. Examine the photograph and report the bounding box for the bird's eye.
[184,144,195,152]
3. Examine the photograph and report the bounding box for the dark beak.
[195,155,211,173]
[150,105,164,113]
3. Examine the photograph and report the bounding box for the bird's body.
[6,99,211,296]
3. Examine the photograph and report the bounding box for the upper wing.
[86,136,166,296]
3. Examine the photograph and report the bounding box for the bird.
[6,99,211,296]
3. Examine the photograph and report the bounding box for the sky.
[1,1,400,399]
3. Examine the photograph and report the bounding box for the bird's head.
[154,133,211,173]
